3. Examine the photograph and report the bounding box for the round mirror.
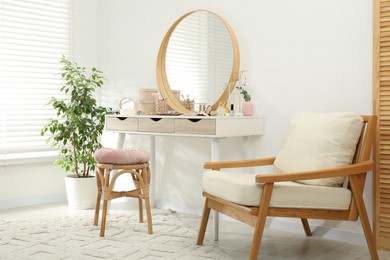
[156,10,240,114]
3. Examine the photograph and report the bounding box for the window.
[0,0,71,165]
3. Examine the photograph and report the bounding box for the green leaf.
[40,56,113,176]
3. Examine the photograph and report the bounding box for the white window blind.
[166,11,233,105]
[0,0,71,165]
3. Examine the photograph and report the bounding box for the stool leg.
[94,168,103,226]
[145,197,153,234]
[100,167,111,237]
[138,170,144,223]
[138,198,144,223]
[143,166,153,234]
[132,171,144,223]
[100,199,108,237]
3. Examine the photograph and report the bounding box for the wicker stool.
[93,148,152,237]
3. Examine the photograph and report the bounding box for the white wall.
[72,0,98,67]
[0,163,66,209]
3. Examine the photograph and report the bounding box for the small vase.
[242,101,253,116]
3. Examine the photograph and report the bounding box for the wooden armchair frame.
[196,115,378,260]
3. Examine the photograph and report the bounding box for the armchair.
[196,113,378,260]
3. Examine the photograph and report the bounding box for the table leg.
[116,133,125,149]
[150,135,156,207]
[106,133,126,212]
[211,138,220,241]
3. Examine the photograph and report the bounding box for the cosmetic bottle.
[230,104,234,116]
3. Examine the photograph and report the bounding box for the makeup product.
[230,104,234,116]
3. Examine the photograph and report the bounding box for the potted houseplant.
[41,56,116,209]
[236,71,253,116]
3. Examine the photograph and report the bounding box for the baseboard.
[0,193,67,210]
[155,199,204,215]
[155,199,366,246]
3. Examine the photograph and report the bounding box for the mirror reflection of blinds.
[166,11,233,105]
[0,0,71,164]
[208,16,233,105]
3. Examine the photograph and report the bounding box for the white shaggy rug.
[0,210,232,260]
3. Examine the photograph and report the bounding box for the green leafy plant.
[41,56,117,178]
[235,70,251,102]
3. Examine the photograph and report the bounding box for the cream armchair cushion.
[203,170,352,210]
[273,112,363,187]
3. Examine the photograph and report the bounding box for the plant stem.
[71,134,79,177]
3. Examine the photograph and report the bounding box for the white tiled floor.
[1,201,389,260]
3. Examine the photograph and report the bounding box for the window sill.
[0,152,58,166]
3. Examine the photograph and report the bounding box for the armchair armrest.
[204,157,276,170]
[255,160,373,183]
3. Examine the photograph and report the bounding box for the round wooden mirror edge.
[156,10,240,114]
[156,12,193,114]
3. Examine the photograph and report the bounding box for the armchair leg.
[350,176,379,260]
[249,183,274,260]
[301,218,312,236]
[197,198,211,245]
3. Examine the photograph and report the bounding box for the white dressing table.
[105,114,264,240]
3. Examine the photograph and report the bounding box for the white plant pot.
[64,175,97,210]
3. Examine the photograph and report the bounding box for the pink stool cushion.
[93,148,150,165]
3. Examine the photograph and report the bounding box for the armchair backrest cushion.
[273,112,363,187]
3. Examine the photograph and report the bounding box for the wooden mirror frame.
[156,10,240,114]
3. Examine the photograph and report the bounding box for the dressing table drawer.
[175,118,216,135]
[139,117,175,133]
[105,117,138,131]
